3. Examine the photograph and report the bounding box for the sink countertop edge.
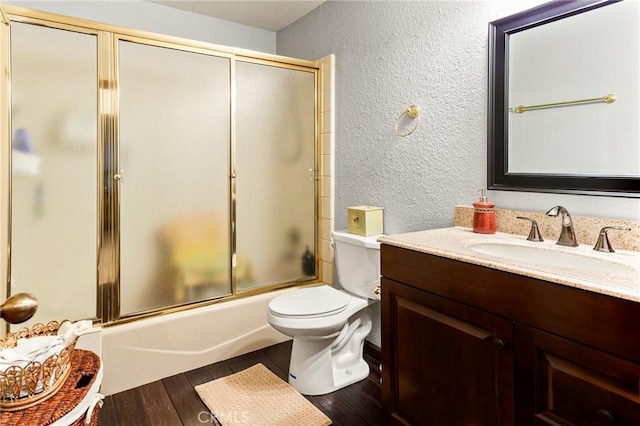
[378,227,640,303]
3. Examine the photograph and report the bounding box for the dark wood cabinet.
[382,277,514,425]
[381,244,640,426]
[515,324,640,425]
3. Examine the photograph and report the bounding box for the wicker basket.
[0,349,102,425]
[0,320,76,411]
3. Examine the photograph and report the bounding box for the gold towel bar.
[511,93,616,114]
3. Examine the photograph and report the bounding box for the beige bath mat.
[195,363,332,426]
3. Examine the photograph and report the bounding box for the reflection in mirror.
[488,0,640,195]
[508,1,638,175]
[10,22,98,328]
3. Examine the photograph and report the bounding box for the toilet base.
[287,311,372,395]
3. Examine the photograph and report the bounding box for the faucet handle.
[516,216,544,242]
[593,226,631,253]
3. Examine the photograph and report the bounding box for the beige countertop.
[379,227,640,303]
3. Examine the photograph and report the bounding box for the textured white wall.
[278,0,640,234]
[277,0,640,346]
[7,0,276,53]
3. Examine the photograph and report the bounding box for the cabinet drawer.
[515,324,640,425]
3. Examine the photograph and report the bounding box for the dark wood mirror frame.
[487,0,640,197]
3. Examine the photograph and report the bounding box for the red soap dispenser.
[473,189,496,234]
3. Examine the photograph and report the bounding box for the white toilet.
[267,230,381,395]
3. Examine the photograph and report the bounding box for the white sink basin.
[467,242,636,274]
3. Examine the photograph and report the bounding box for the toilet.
[267,230,381,395]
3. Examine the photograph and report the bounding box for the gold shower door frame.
[0,5,322,327]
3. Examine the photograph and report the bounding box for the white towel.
[0,335,63,369]
[57,320,93,347]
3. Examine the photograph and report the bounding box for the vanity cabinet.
[515,324,640,425]
[381,277,514,425]
[381,244,640,426]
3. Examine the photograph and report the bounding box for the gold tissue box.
[347,206,383,236]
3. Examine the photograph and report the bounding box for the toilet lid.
[269,286,350,318]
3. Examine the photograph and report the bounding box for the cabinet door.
[515,323,640,425]
[381,277,514,426]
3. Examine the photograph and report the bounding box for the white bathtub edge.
[100,289,294,395]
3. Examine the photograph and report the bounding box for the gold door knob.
[0,293,38,324]
[374,286,381,296]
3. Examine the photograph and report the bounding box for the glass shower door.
[235,61,317,290]
[118,40,231,315]
[9,22,98,327]
[4,14,320,325]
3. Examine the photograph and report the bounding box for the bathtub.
[97,288,292,395]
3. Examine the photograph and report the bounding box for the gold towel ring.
[395,104,420,137]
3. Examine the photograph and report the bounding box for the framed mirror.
[488,0,640,196]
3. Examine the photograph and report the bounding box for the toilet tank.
[332,230,382,300]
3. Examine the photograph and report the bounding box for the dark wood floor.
[98,340,382,425]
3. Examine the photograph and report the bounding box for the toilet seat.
[268,286,350,318]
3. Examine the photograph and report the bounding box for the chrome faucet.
[593,226,631,253]
[516,216,543,242]
[545,205,578,247]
